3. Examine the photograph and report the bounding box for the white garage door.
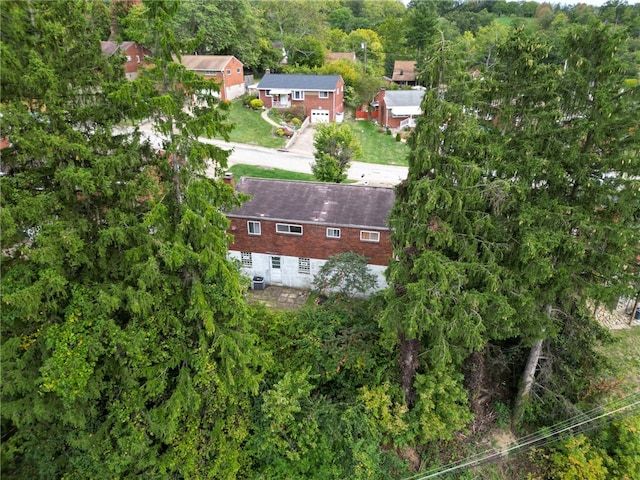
[311,109,330,124]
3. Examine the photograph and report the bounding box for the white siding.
[229,251,387,293]
[226,82,246,100]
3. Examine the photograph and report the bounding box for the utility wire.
[403,391,640,480]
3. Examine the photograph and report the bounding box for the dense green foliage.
[382,4,639,441]
[245,300,409,479]
[1,1,259,477]
[2,1,639,478]
[312,122,363,182]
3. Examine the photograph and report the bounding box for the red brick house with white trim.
[100,41,152,80]
[226,176,393,290]
[372,88,425,130]
[256,73,345,124]
[179,55,246,101]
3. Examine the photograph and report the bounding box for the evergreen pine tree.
[1,1,260,477]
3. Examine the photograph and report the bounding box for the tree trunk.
[398,333,421,409]
[512,337,544,427]
[513,305,551,427]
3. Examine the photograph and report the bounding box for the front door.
[270,256,282,285]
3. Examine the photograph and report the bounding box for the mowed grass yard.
[227,164,315,182]
[351,120,409,166]
[218,101,287,149]
[221,100,409,166]
[603,326,640,394]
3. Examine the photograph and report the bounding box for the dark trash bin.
[635,307,640,320]
[252,276,265,291]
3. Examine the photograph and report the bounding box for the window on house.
[241,252,252,267]
[236,68,241,73]
[319,91,329,98]
[265,89,272,97]
[247,221,261,235]
[276,223,303,235]
[292,90,304,100]
[298,257,310,274]
[271,256,281,269]
[326,228,341,239]
[136,55,140,63]
[126,55,132,62]
[227,69,231,75]
[360,230,380,242]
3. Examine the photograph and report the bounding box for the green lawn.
[220,101,409,166]
[603,326,640,394]
[228,164,356,183]
[351,120,410,166]
[228,164,316,182]
[220,101,287,149]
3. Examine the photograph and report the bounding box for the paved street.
[137,121,408,187]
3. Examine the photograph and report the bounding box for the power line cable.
[402,391,640,480]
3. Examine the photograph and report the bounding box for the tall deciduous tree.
[1,1,260,477]
[312,122,363,183]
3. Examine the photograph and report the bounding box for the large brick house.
[179,55,246,101]
[100,41,152,80]
[256,73,345,124]
[372,88,425,130]
[226,176,394,290]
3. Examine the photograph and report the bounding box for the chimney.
[265,68,271,75]
[223,172,235,190]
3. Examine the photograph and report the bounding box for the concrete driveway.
[285,124,316,155]
[282,123,407,186]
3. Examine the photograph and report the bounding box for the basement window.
[241,252,253,267]
[298,257,310,274]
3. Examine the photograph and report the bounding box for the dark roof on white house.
[228,177,394,229]
[256,74,341,92]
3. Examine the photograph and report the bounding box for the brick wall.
[200,58,244,101]
[228,217,391,266]
[122,43,151,77]
[258,77,344,121]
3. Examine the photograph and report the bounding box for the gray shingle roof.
[383,90,425,108]
[256,74,341,91]
[228,178,394,229]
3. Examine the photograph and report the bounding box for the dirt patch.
[397,446,422,472]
